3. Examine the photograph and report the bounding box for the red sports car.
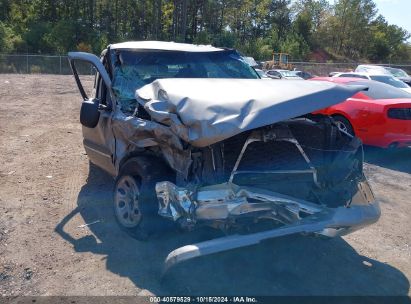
[312,77,411,148]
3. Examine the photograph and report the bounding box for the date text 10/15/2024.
[149,297,258,303]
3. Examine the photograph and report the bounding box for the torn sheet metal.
[136,79,366,147]
[111,111,192,175]
[160,176,379,273]
[156,181,194,221]
[156,181,324,222]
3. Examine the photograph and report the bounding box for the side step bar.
[163,202,380,275]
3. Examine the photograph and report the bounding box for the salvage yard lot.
[0,74,410,296]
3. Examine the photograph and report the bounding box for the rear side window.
[347,81,411,99]
[369,75,409,88]
[267,70,280,76]
[339,73,368,79]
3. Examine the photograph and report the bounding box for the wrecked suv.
[68,41,380,270]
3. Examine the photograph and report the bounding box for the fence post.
[26,54,29,73]
[59,56,62,74]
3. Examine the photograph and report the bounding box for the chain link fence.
[291,62,357,76]
[0,54,94,75]
[1,53,411,76]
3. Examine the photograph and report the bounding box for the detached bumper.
[163,201,380,274]
[316,200,380,237]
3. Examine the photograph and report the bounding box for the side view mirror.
[80,99,100,128]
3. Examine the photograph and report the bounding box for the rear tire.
[333,115,354,136]
[113,157,175,241]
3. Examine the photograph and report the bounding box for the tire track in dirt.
[64,165,82,214]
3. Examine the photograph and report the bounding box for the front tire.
[113,157,175,241]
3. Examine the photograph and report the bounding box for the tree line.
[0,0,410,63]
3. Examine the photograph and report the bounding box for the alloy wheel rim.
[114,175,142,228]
[336,121,348,133]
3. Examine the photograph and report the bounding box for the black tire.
[113,157,175,241]
[333,115,354,136]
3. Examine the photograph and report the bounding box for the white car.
[266,69,304,80]
[355,64,391,75]
[254,68,270,79]
[385,67,411,86]
[332,72,411,93]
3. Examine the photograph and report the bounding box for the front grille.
[232,140,315,198]
[388,108,411,120]
[238,140,309,171]
[219,121,360,206]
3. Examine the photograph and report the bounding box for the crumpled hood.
[136,78,365,147]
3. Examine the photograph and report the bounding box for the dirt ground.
[0,74,410,296]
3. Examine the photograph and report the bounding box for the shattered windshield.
[110,49,259,112]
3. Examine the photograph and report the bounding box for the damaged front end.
[155,116,380,270]
[67,50,380,273]
[129,77,381,271]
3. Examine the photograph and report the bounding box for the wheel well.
[119,151,159,173]
[331,114,353,126]
[119,155,174,181]
[331,113,349,121]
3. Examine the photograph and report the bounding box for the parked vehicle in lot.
[328,71,341,77]
[291,70,314,79]
[332,72,411,93]
[385,67,411,86]
[266,69,303,79]
[312,77,411,148]
[254,68,270,79]
[355,64,391,75]
[331,72,368,80]
[68,41,380,270]
[355,64,411,86]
